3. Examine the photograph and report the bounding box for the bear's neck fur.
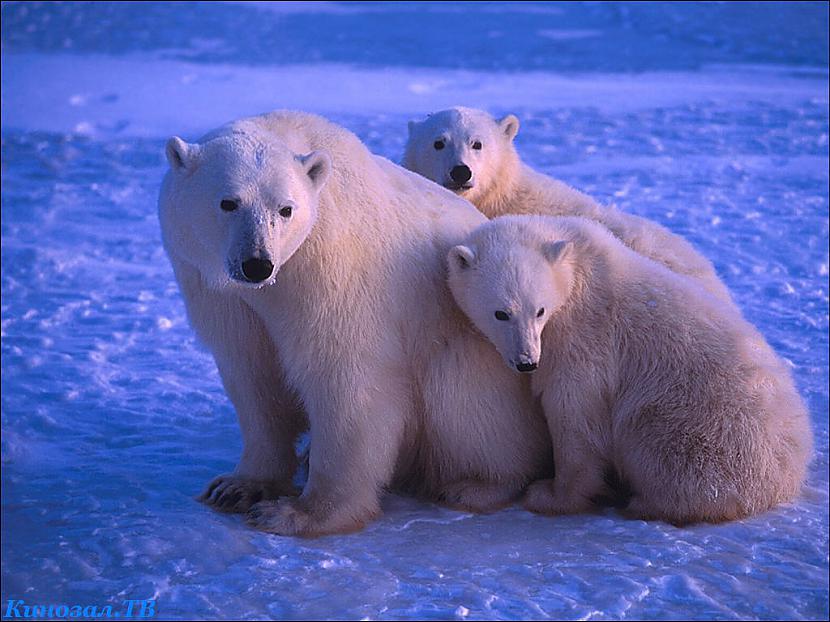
[475,149,601,223]
[542,220,622,355]
[472,145,522,218]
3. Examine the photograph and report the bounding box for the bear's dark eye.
[434,139,445,151]
[279,205,293,219]
[472,141,482,150]
[495,310,510,321]
[220,199,239,212]
[537,307,545,318]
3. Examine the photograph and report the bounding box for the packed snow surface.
[2,2,828,619]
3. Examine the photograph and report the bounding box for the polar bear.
[446,215,812,524]
[404,107,732,302]
[158,112,553,536]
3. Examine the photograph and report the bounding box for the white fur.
[448,215,812,524]
[405,107,732,302]
[158,112,553,536]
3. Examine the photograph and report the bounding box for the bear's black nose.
[516,362,537,373]
[241,258,274,283]
[450,164,472,184]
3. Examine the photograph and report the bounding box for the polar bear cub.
[405,107,732,302]
[447,215,812,524]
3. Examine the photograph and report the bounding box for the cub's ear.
[448,245,477,271]
[499,114,520,141]
[299,150,332,190]
[165,137,200,172]
[541,240,571,264]
[408,114,432,135]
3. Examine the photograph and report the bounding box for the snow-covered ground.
[2,2,828,619]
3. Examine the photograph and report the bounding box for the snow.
[1,2,828,620]
[5,53,825,139]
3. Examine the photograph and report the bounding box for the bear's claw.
[198,474,292,514]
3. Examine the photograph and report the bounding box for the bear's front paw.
[439,480,521,513]
[246,498,314,536]
[245,497,379,537]
[522,478,593,516]
[198,474,296,514]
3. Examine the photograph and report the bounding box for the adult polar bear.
[158,111,552,536]
[403,107,732,302]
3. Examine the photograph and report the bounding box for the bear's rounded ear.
[166,136,199,172]
[407,120,418,135]
[299,150,332,191]
[448,245,477,271]
[499,114,520,141]
[541,240,571,264]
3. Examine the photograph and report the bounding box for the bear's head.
[160,128,331,289]
[447,223,573,373]
[404,107,519,205]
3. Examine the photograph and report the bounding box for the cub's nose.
[241,257,274,283]
[516,362,538,373]
[450,164,472,184]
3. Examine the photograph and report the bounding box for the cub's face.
[161,132,331,289]
[447,239,572,373]
[405,109,519,205]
